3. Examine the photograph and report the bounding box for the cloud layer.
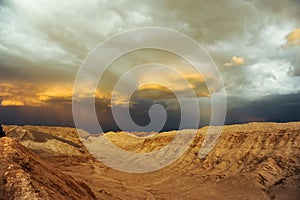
[0,0,300,131]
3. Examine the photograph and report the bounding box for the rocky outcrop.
[0,124,5,138]
[0,137,97,200]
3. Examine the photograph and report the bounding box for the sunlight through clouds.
[0,0,300,129]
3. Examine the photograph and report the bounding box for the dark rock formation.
[0,124,5,137]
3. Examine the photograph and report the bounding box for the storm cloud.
[0,0,300,132]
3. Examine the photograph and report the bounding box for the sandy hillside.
[0,137,96,200]
[1,122,300,199]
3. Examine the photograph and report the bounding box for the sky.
[0,0,300,133]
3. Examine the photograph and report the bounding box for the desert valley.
[1,0,300,199]
[0,122,299,199]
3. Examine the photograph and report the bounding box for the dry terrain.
[1,122,300,199]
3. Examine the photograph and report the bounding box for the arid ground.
[1,122,300,199]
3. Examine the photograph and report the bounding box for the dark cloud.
[0,64,75,84]
[0,105,74,128]
[1,93,300,133]
[226,94,300,124]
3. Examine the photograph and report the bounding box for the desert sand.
[0,122,300,199]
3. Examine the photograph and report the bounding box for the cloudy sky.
[0,0,299,133]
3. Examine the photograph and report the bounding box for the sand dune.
[1,122,300,199]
